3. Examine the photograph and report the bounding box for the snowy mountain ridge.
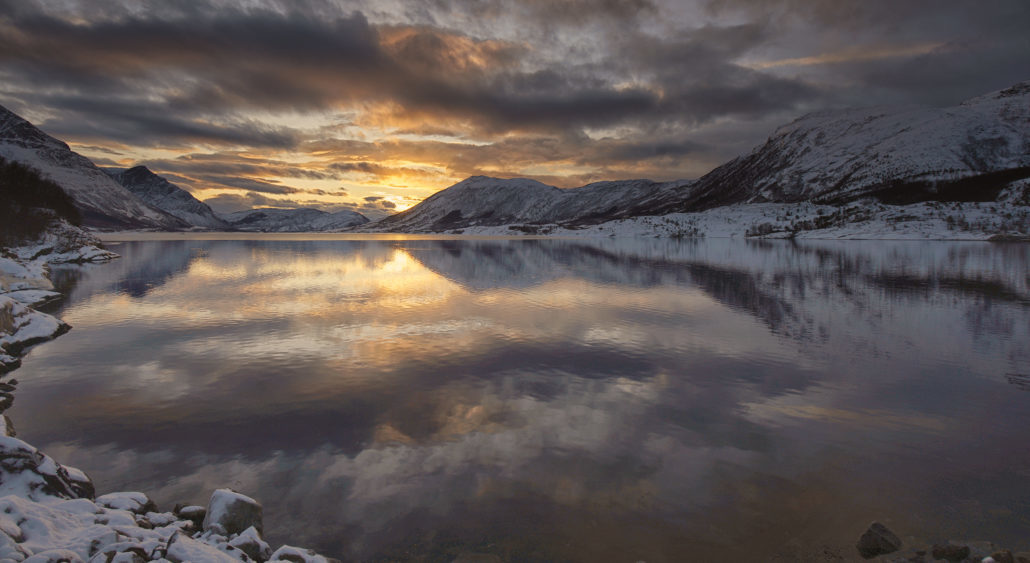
[362,81,1030,233]
[675,80,1030,211]
[224,207,369,232]
[365,175,689,232]
[104,166,229,230]
[0,105,186,230]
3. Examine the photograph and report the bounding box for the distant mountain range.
[223,207,368,232]
[363,81,1030,232]
[2,81,1028,235]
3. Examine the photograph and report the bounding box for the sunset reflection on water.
[11,236,1030,561]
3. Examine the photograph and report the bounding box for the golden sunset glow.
[4,1,1022,221]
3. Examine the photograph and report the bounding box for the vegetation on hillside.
[0,156,81,245]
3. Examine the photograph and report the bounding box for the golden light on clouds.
[746,42,946,70]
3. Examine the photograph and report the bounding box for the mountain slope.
[104,166,228,230]
[673,81,1030,212]
[367,176,689,232]
[224,207,369,232]
[0,105,186,230]
[365,81,1030,233]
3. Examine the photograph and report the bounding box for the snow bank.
[451,201,1030,241]
[0,221,118,373]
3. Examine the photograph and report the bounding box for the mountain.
[670,81,1030,212]
[367,176,689,232]
[104,166,229,230]
[364,81,1030,233]
[0,105,186,230]
[223,207,369,232]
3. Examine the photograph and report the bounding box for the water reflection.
[11,238,1030,561]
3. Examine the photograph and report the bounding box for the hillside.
[104,166,229,230]
[224,207,369,232]
[0,105,186,230]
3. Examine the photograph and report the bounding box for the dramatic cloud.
[0,0,1025,213]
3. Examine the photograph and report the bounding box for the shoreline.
[0,229,339,562]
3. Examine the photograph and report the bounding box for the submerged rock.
[203,488,264,536]
[931,543,970,561]
[857,521,902,559]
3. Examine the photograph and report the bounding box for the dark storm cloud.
[704,0,1030,105]
[1,0,1027,199]
[0,0,816,140]
[32,95,301,149]
[149,156,335,181]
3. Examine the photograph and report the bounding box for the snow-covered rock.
[0,104,186,230]
[0,295,69,373]
[269,545,334,563]
[228,526,272,562]
[6,218,118,264]
[203,489,263,536]
[104,166,230,230]
[223,207,369,232]
[0,436,94,501]
[95,492,157,515]
[0,453,336,562]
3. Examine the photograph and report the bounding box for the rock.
[452,553,505,563]
[95,492,156,515]
[990,551,1015,563]
[931,543,970,561]
[0,436,95,501]
[1,413,15,436]
[269,545,338,562]
[229,526,272,562]
[857,522,903,558]
[173,504,206,528]
[22,548,85,562]
[203,488,263,536]
[165,531,239,563]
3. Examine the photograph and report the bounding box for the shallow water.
[11,236,1030,561]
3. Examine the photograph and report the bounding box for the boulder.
[931,543,970,561]
[857,522,902,559]
[203,488,263,536]
[165,531,239,563]
[173,504,206,528]
[269,545,338,562]
[0,436,94,501]
[229,526,273,562]
[95,492,156,515]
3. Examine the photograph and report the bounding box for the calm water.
[10,236,1030,561]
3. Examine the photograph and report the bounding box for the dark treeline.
[0,156,81,245]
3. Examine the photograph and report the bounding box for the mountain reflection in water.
[13,237,1030,561]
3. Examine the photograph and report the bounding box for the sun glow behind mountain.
[1,0,1026,219]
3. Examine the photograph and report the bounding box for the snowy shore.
[0,225,339,562]
[402,200,1030,241]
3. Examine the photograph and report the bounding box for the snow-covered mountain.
[366,176,689,232]
[0,105,186,230]
[104,166,229,230]
[674,81,1030,211]
[223,207,369,232]
[364,81,1030,233]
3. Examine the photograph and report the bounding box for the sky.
[0,0,1027,218]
